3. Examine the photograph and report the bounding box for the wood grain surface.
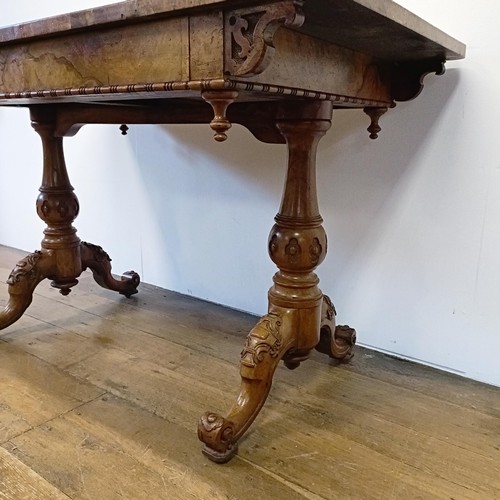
[0,244,498,499]
[0,0,465,62]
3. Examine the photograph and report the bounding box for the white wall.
[1,1,499,386]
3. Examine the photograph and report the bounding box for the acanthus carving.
[6,251,43,286]
[225,1,305,77]
[241,313,283,368]
[80,241,140,298]
[81,242,111,264]
[322,294,336,321]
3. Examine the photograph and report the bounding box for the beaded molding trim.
[0,78,392,107]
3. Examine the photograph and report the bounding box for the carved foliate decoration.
[81,242,112,263]
[322,294,336,321]
[241,313,283,368]
[6,251,43,286]
[225,1,305,77]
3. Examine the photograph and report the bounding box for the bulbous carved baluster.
[198,310,296,463]
[0,251,53,330]
[80,242,140,298]
[315,295,356,361]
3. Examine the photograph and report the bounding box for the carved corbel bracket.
[362,60,445,139]
[225,1,305,77]
[391,59,446,102]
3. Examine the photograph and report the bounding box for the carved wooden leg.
[0,107,139,330]
[30,108,84,297]
[80,242,139,298]
[315,295,356,361]
[31,107,140,298]
[199,100,354,462]
[199,308,297,463]
[0,251,54,329]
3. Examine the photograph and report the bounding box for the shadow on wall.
[139,121,286,195]
[127,67,460,311]
[130,118,286,308]
[318,68,461,290]
[136,67,460,227]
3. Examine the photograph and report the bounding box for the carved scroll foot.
[198,413,238,464]
[0,250,52,330]
[80,242,140,298]
[198,311,295,463]
[315,295,356,362]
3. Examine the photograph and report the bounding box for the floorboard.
[0,245,499,499]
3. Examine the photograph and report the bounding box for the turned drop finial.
[363,107,388,140]
[202,91,239,142]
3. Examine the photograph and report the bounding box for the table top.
[0,0,465,108]
[0,0,465,61]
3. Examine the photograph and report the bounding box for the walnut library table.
[0,0,464,463]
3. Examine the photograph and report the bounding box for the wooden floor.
[0,245,499,499]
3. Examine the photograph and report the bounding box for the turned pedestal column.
[0,107,140,330]
[198,100,356,463]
